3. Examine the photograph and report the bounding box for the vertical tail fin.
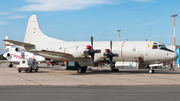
[24,14,64,44]
[4,36,11,52]
[24,14,44,44]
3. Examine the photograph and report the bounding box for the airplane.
[3,14,178,73]
[1,36,45,67]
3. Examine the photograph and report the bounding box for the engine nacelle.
[7,53,10,57]
[15,48,19,52]
[3,53,11,58]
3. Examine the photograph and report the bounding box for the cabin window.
[152,45,158,49]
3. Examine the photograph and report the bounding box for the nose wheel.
[149,68,154,74]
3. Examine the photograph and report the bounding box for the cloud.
[16,0,113,11]
[138,20,163,26]
[152,34,160,37]
[0,12,11,15]
[7,14,26,19]
[133,0,153,3]
[0,21,7,25]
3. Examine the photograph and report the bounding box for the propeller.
[84,37,101,66]
[103,41,118,68]
[21,52,25,59]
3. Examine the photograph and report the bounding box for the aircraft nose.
[175,54,178,60]
[172,53,178,60]
[3,53,7,58]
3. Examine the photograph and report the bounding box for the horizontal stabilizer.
[3,39,35,47]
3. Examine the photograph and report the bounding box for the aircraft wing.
[0,48,5,50]
[30,49,74,60]
[3,39,35,47]
[0,60,20,63]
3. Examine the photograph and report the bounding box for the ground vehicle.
[17,58,38,73]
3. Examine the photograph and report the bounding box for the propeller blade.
[110,57,113,68]
[110,41,112,52]
[91,54,94,66]
[21,52,25,58]
[91,37,93,49]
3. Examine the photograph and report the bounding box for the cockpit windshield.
[159,45,166,49]
[152,43,174,52]
[158,44,174,52]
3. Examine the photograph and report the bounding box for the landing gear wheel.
[111,66,119,72]
[149,69,154,74]
[35,68,38,72]
[18,70,21,73]
[77,66,87,73]
[77,67,82,73]
[29,67,32,72]
[9,63,13,68]
[82,66,87,73]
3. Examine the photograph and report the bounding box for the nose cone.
[3,53,7,58]
[163,52,178,62]
[36,56,45,62]
[171,53,178,60]
[175,53,178,60]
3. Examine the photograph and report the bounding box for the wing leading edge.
[30,49,74,60]
[3,39,35,47]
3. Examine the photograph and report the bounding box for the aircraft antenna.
[117,30,121,41]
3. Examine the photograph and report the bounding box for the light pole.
[117,30,121,41]
[170,13,178,47]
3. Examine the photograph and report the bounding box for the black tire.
[149,69,154,74]
[9,64,13,68]
[152,69,154,73]
[18,70,21,73]
[30,67,32,72]
[77,67,82,73]
[111,66,119,72]
[83,66,87,73]
[77,66,87,73]
[35,68,38,72]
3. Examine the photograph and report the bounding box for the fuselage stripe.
[147,41,152,48]
[121,41,126,69]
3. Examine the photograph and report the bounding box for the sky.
[0,0,180,54]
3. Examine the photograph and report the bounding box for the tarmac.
[0,63,180,86]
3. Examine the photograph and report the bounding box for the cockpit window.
[153,43,157,44]
[158,44,174,52]
[152,45,158,49]
[159,45,166,49]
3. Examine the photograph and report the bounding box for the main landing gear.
[9,63,13,68]
[77,66,87,73]
[147,65,154,74]
[149,69,154,74]
[110,65,119,72]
